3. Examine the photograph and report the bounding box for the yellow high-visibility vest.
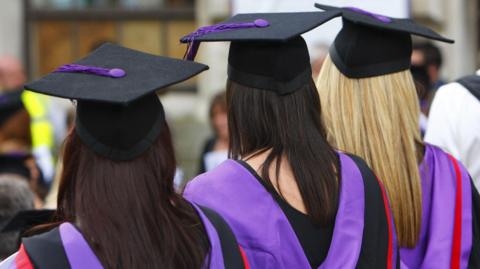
[21,91,54,149]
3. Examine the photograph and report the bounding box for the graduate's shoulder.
[184,159,248,195]
[425,143,471,176]
[12,225,72,269]
[21,225,62,250]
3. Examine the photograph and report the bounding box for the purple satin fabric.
[319,153,365,268]
[400,144,473,269]
[59,223,104,269]
[184,153,368,269]
[58,212,223,269]
[189,202,226,269]
[0,252,17,269]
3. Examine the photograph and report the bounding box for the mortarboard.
[180,11,342,95]
[314,4,454,78]
[1,209,55,233]
[25,43,208,160]
[0,90,25,127]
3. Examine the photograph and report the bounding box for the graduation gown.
[184,152,398,269]
[0,203,248,269]
[400,144,480,268]
[425,74,480,190]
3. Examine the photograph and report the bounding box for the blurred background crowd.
[0,0,479,261]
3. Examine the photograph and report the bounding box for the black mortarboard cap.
[25,43,208,160]
[0,154,31,180]
[1,209,55,233]
[180,11,341,95]
[0,90,25,127]
[315,4,454,78]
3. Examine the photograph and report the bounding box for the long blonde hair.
[316,55,423,247]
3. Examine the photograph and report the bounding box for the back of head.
[316,55,423,247]
[0,175,35,259]
[212,26,341,225]
[227,78,339,225]
[56,124,208,268]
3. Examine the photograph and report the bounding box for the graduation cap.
[0,153,32,180]
[25,43,208,160]
[314,4,454,78]
[0,90,25,127]
[180,11,342,95]
[1,209,55,233]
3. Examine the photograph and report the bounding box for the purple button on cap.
[109,68,126,78]
[254,19,270,27]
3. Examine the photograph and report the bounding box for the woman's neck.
[242,150,307,214]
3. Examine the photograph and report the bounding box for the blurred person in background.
[316,5,479,268]
[410,64,431,135]
[425,70,480,191]
[0,78,47,203]
[0,56,56,186]
[412,42,446,91]
[0,155,45,208]
[0,86,31,154]
[0,175,35,261]
[198,91,229,174]
[0,57,25,93]
[411,42,445,116]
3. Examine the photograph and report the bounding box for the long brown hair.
[54,122,209,268]
[316,55,423,247]
[227,79,339,225]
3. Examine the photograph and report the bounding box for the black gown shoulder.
[22,227,71,268]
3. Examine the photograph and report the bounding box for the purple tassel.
[346,7,392,23]
[54,64,126,78]
[182,19,270,61]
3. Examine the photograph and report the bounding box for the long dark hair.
[227,79,340,225]
[53,122,209,268]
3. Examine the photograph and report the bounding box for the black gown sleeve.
[347,154,397,269]
[468,178,480,268]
